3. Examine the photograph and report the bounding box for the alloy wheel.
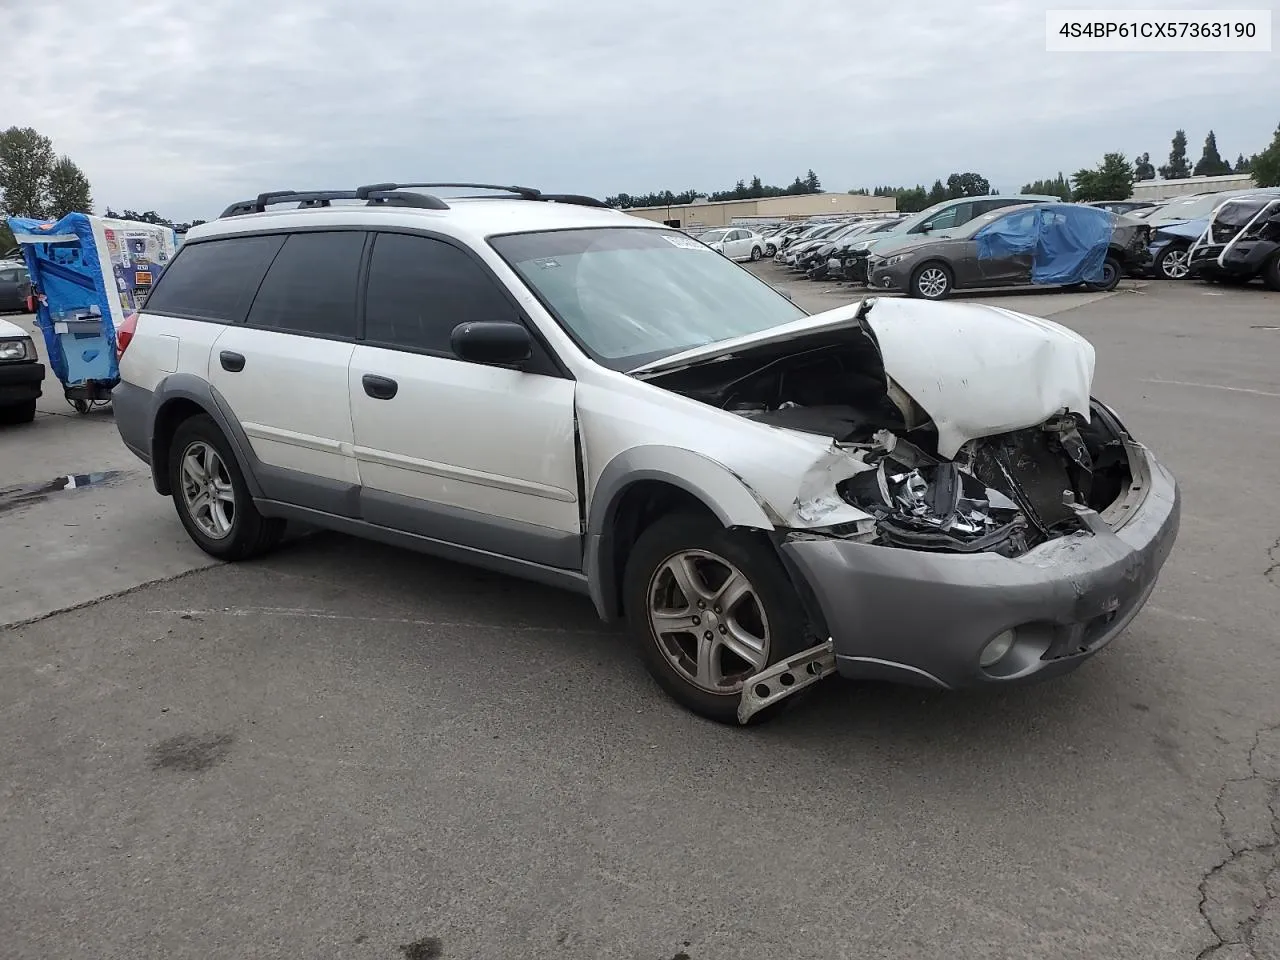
[1162,249,1189,280]
[179,440,236,540]
[918,267,949,298]
[647,549,770,694]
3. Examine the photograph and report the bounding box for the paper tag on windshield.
[662,234,706,250]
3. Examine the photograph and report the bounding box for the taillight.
[116,313,138,359]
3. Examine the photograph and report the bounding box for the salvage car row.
[700,188,1280,299]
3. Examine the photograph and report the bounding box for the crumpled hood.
[630,297,1095,459]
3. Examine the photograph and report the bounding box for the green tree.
[1159,129,1190,179]
[927,179,947,204]
[1251,124,1280,187]
[1071,152,1136,201]
[748,175,763,198]
[803,169,821,192]
[0,126,57,218]
[46,156,93,218]
[1134,152,1156,181]
[1193,130,1231,176]
[945,172,990,197]
[1235,153,1251,174]
[1020,174,1071,200]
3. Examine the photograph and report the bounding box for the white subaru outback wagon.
[112,182,1180,724]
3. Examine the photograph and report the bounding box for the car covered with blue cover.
[864,202,1152,300]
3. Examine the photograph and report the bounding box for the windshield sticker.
[534,258,561,269]
[662,234,707,250]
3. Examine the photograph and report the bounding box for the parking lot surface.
[3,277,1279,959]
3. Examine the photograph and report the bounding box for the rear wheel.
[910,262,953,300]
[1084,256,1122,292]
[168,414,285,561]
[623,512,810,724]
[750,246,763,262]
[1263,253,1280,292]
[1156,243,1190,280]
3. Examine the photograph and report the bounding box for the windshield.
[490,227,808,371]
[697,229,729,242]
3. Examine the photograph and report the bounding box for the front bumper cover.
[779,444,1180,690]
[0,360,44,403]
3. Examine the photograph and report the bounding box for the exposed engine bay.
[643,330,1134,557]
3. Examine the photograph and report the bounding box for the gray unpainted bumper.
[780,446,1180,690]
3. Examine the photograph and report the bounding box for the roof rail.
[354,182,609,208]
[218,188,449,219]
[219,182,610,219]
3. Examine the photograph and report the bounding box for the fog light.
[980,630,1016,668]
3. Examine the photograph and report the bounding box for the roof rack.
[356,182,610,208]
[218,182,611,219]
[217,188,449,219]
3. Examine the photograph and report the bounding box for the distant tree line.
[103,208,207,233]
[605,170,822,208]
[1019,123,1280,204]
[849,173,995,213]
[0,125,94,254]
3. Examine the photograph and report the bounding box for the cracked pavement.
[3,279,1280,959]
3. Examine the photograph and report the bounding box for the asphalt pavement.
[2,276,1279,960]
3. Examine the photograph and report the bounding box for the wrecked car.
[115,197,1180,726]
[1186,194,1280,290]
[865,203,1151,300]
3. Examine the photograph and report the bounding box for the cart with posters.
[6,212,176,412]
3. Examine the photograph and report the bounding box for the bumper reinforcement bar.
[737,639,837,724]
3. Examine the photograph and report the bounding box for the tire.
[765,243,777,257]
[623,512,811,725]
[0,399,37,424]
[1263,253,1280,292]
[1156,243,1190,280]
[910,262,953,300]
[167,413,285,561]
[750,246,763,262]
[1084,256,1122,292]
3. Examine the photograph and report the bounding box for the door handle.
[362,374,398,400]
[219,350,245,372]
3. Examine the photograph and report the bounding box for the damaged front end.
[632,297,1170,722]
[836,402,1134,560]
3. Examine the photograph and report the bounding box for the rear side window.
[363,232,515,353]
[142,234,285,323]
[246,231,365,338]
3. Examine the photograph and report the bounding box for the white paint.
[1143,378,1280,400]
[631,297,1095,459]
[349,345,581,533]
[208,326,359,484]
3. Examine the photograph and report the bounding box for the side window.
[364,232,516,354]
[246,231,364,338]
[141,234,285,323]
[921,206,960,231]
[948,203,977,227]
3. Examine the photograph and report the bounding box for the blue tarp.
[975,203,1115,286]
[8,213,121,387]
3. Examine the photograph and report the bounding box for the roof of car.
[184,195,662,245]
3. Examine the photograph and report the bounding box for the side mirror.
[919,222,933,232]
[450,320,532,367]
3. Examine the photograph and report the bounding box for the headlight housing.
[880,253,909,267]
[0,337,35,362]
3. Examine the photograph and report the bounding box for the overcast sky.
[3,0,1275,221]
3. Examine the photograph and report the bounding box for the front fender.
[583,445,779,621]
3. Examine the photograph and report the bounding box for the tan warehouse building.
[620,192,896,230]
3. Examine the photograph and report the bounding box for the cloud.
[3,0,1275,220]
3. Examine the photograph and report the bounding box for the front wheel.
[168,414,286,561]
[623,512,811,724]
[0,399,36,424]
[1263,253,1280,292]
[765,243,777,257]
[910,262,953,300]
[1156,243,1190,280]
